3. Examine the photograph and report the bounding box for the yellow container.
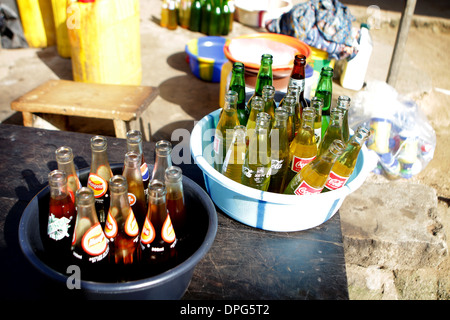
[308,47,335,96]
[67,0,142,85]
[17,0,56,48]
[51,0,71,58]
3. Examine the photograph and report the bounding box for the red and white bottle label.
[294,180,323,196]
[324,171,349,191]
[291,155,315,173]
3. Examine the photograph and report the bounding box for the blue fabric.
[266,0,357,60]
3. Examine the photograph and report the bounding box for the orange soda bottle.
[55,146,81,199]
[284,139,346,195]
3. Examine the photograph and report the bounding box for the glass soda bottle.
[229,62,247,126]
[315,66,334,137]
[245,96,264,135]
[262,85,276,123]
[87,135,112,229]
[104,175,140,265]
[165,166,187,241]
[286,107,317,183]
[72,187,109,280]
[317,108,344,157]
[189,0,202,32]
[268,108,290,193]
[167,0,178,30]
[126,130,150,198]
[140,181,177,265]
[284,139,346,195]
[221,0,231,35]
[47,170,76,259]
[179,0,191,29]
[222,125,247,184]
[279,85,299,112]
[209,0,222,36]
[241,113,272,191]
[201,0,212,34]
[247,54,273,112]
[323,126,370,192]
[122,152,147,230]
[288,54,309,128]
[213,90,239,172]
[311,97,324,146]
[279,95,296,143]
[334,95,351,143]
[151,140,173,183]
[160,0,169,28]
[55,146,81,200]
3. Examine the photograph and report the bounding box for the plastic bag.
[348,80,436,179]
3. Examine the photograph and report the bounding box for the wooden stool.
[10,80,158,141]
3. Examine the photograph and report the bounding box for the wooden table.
[0,123,349,301]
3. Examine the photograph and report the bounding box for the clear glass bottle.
[179,0,191,29]
[262,85,276,124]
[87,135,112,229]
[55,146,81,199]
[47,170,76,257]
[247,54,273,112]
[105,175,139,265]
[229,62,247,126]
[151,140,173,183]
[222,125,247,184]
[245,96,264,135]
[160,0,169,28]
[165,166,187,241]
[140,181,177,265]
[268,108,290,193]
[167,0,178,30]
[286,107,317,183]
[241,113,272,191]
[323,126,370,192]
[72,187,109,280]
[311,97,324,146]
[315,66,334,136]
[126,130,150,197]
[279,94,296,143]
[317,108,344,157]
[284,139,345,195]
[122,151,147,230]
[333,95,351,143]
[213,90,239,172]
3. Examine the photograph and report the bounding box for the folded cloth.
[266,0,357,60]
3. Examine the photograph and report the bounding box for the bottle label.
[141,162,150,182]
[289,78,305,93]
[87,173,108,198]
[81,222,108,256]
[242,166,271,183]
[291,155,316,173]
[125,209,139,237]
[213,134,222,155]
[294,180,323,196]
[271,159,284,170]
[128,193,137,206]
[162,214,176,243]
[141,216,155,245]
[104,210,118,239]
[47,214,72,241]
[325,171,349,191]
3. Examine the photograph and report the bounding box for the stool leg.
[22,112,35,127]
[113,119,128,139]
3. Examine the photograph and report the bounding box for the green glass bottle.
[247,54,273,112]
[229,62,247,125]
[317,108,344,157]
[189,0,202,32]
[221,0,230,35]
[268,108,290,193]
[209,0,222,36]
[201,0,212,34]
[315,66,334,137]
[241,113,272,191]
[213,90,239,172]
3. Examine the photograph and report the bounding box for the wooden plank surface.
[11,80,159,121]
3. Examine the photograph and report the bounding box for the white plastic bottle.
[340,23,373,91]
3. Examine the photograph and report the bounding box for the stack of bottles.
[213,53,370,195]
[45,131,188,282]
[161,0,234,35]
